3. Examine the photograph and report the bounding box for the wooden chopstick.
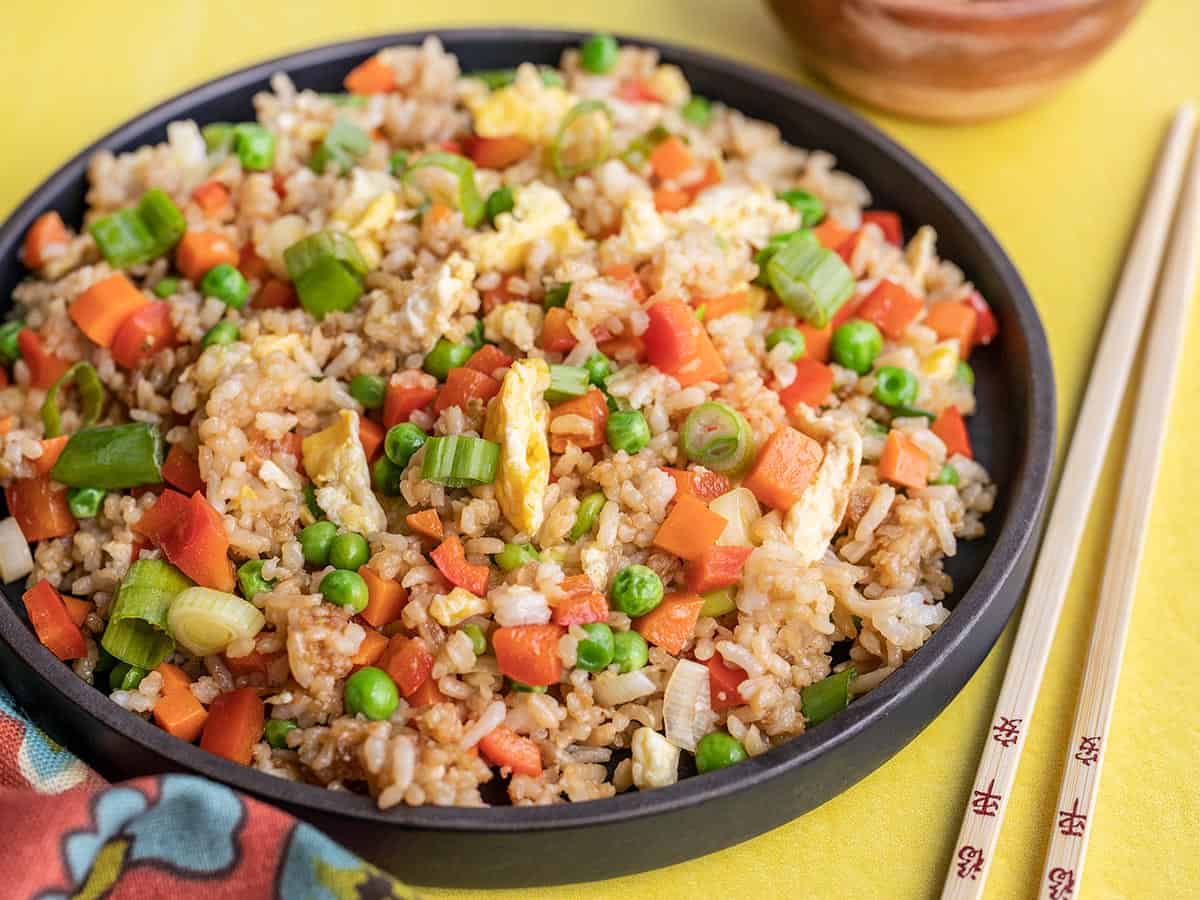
[1036,118,1200,899]
[940,103,1198,900]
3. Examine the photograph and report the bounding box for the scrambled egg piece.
[484,301,544,353]
[605,187,671,263]
[647,65,690,108]
[920,342,960,380]
[782,423,862,566]
[430,588,490,628]
[332,170,400,270]
[466,64,577,144]
[465,182,586,273]
[301,410,387,534]
[483,359,551,535]
[631,727,680,790]
[677,184,799,248]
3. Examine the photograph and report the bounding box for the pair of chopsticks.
[941,103,1200,900]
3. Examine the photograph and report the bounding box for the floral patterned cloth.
[0,686,417,899]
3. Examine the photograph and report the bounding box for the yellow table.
[3,2,1197,896]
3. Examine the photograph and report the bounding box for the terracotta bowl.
[766,0,1145,122]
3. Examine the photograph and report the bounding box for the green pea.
[584,351,612,386]
[699,587,736,617]
[508,677,547,693]
[153,276,180,299]
[343,667,399,720]
[350,374,387,410]
[955,360,975,387]
[371,455,404,496]
[423,338,473,381]
[543,283,571,309]
[237,559,275,600]
[575,622,615,672]
[610,564,663,617]
[765,326,806,362]
[462,623,487,656]
[681,96,711,127]
[930,462,961,486]
[569,491,606,542]
[485,186,514,225]
[385,422,427,468]
[109,662,147,693]
[776,189,825,228]
[872,365,919,408]
[694,730,748,773]
[320,569,369,613]
[329,532,370,570]
[612,630,649,673]
[580,33,619,74]
[389,151,409,177]
[264,718,297,749]
[494,542,539,572]
[831,320,883,374]
[199,262,249,309]
[66,486,106,519]
[202,321,240,348]
[0,321,25,365]
[606,409,651,455]
[299,520,338,566]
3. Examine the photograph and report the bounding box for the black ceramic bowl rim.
[0,28,1054,836]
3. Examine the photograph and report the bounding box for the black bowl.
[0,28,1055,888]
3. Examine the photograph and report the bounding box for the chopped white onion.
[663,658,712,751]
[490,585,551,626]
[592,669,657,707]
[0,517,33,583]
[631,726,679,789]
[710,488,761,548]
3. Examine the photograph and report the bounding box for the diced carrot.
[743,426,825,511]
[110,302,177,370]
[492,624,564,687]
[649,136,695,180]
[351,629,390,668]
[548,387,608,454]
[222,648,284,678]
[251,277,297,310]
[21,212,71,269]
[153,662,208,742]
[932,406,973,460]
[602,263,647,302]
[176,231,239,282]
[6,475,76,542]
[634,592,704,655]
[617,79,660,103]
[797,322,832,363]
[143,490,234,592]
[465,343,513,375]
[644,298,728,387]
[17,329,70,389]
[359,567,409,629]
[383,379,439,428]
[430,534,490,597]
[925,302,979,358]
[425,202,454,227]
[31,436,69,476]
[344,55,396,94]
[683,159,722,196]
[0,415,12,435]
[879,430,931,490]
[812,217,855,250]
[597,333,646,362]
[407,677,446,708]
[965,290,999,349]
[199,687,264,765]
[405,508,444,541]
[21,580,86,660]
[162,444,204,496]
[652,493,727,561]
[358,416,385,462]
[707,655,748,712]
[434,367,501,414]
[61,594,92,628]
[551,577,609,626]
[663,467,731,503]
[652,187,692,212]
[540,306,577,353]
[235,243,271,282]
[478,725,542,776]
[467,135,533,169]
[192,180,231,216]
[685,545,753,594]
[861,210,903,245]
[778,359,834,410]
[380,635,434,697]
[132,488,191,541]
[698,291,748,320]
[857,280,924,340]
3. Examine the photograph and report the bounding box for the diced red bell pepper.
[551,576,609,626]
[966,290,999,349]
[540,307,577,353]
[17,329,70,389]
[464,343,513,375]
[706,655,748,712]
[380,635,434,697]
[861,210,903,246]
[430,534,489,597]
[856,280,924,340]
[434,367,501,414]
[383,378,438,428]
[162,444,204,496]
[548,388,608,454]
[138,490,234,592]
[6,475,76,542]
[932,406,973,460]
[199,687,264,765]
[21,580,86,661]
[479,725,542,776]
[644,298,728,387]
[466,135,533,169]
[110,302,177,370]
[492,624,564,687]
[617,79,660,103]
[685,545,753,594]
[778,359,835,411]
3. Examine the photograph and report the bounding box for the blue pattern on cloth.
[0,684,94,793]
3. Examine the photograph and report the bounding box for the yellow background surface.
[2,2,1198,897]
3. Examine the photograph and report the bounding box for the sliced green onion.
[51,422,164,490]
[777,189,826,228]
[422,338,474,380]
[153,277,180,299]
[202,123,235,155]
[321,93,369,108]
[801,667,856,726]
[955,360,975,387]
[680,402,756,474]
[284,229,369,279]
[543,282,571,309]
[109,662,147,693]
[681,96,712,127]
[700,587,736,617]
[766,232,854,327]
[0,321,24,364]
[485,186,514,225]
[930,462,960,486]
[765,326,806,362]
[309,116,371,174]
[891,405,935,421]
[545,364,589,404]
[167,586,266,656]
[237,559,276,600]
[462,622,488,655]
[137,189,187,255]
[89,208,155,268]
[67,486,106,519]
[303,483,323,518]
[620,125,669,168]
[469,67,564,90]
[606,409,651,454]
[494,542,539,572]
[284,230,368,319]
[388,151,409,177]
[420,435,500,488]
[569,491,606,541]
[41,361,106,438]
[467,319,485,350]
[551,100,613,179]
[403,152,486,228]
[753,228,813,286]
[100,559,193,669]
[233,123,276,171]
